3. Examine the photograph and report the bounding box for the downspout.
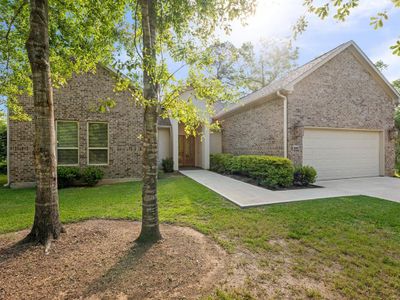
[6,109,10,187]
[277,90,288,158]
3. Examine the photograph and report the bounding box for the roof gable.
[216,41,399,119]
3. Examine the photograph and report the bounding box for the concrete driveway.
[180,170,400,208]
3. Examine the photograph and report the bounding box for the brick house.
[215,41,399,180]
[7,66,221,188]
[7,41,399,187]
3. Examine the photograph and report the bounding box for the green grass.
[1,175,400,298]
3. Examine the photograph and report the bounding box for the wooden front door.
[179,135,195,167]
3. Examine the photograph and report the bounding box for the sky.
[218,0,400,81]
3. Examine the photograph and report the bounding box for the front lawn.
[1,175,400,298]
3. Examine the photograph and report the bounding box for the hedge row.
[210,153,317,188]
[210,153,294,188]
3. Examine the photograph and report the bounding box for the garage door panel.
[303,129,380,180]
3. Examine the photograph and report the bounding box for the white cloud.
[220,0,395,47]
[219,0,304,46]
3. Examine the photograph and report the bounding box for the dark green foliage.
[57,167,81,188]
[0,161,7,175]
[57,166,104,188]
[161,157,174,173]
[210,153,234,173]
[210,154,294,188]
[0,126,6,162]
[81,167,104,187]
[294,165,318,186]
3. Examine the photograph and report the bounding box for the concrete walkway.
[180,170,400,207]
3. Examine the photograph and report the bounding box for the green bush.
[237,155,294,188]
[57,166,104,188]
[210,153,234,173]
[161,157,174,173]
[293,165,317,186]
[0,160,6,174]
[57,166,81,188]
[210,153,294,188]
[81,166,104,186]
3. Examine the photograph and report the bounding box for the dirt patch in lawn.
[0,220,228,300]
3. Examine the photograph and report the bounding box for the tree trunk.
[25,0,62,245]
[136,0,162,243]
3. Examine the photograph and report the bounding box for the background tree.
[296,0,400,55]
[210,39,298,96]
[393,79,400,93]
[1,0,126,245]
[114,0,256,242]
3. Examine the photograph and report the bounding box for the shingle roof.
[215,40,399,119]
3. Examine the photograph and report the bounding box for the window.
[57,121,79,165]
[88,122,108,165]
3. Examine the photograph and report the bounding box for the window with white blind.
[57,121,79,165]
[88,122,109,165]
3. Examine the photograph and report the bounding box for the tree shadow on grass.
[84,241,154,297]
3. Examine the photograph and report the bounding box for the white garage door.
[303,129,381,180]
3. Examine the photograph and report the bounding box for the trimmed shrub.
[161,157,174,173]
[81,166,104,186]
[236,155,294,188]
[57,166,104,188]
[210,153,234,173]
[293,165,317,186]
[210,153,294,188]
[57,166,81,188]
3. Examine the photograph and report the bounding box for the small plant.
[161,157,174,173]
[81,166,104,186]
[57,166,81,188]
[0,160,6,174]
[293,165,317,186]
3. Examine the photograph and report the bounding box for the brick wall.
[220,98,284,156]
[9,66,144,186]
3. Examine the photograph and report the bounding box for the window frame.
[56,120,80,166]
[87,121,109,166]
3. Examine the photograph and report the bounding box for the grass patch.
[1,175,400,298]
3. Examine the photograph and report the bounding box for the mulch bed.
[225,173,322,191]
[0,220,228,300]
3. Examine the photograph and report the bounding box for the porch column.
[171,119,179,171]
[201,126,210,169]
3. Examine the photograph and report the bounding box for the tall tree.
[25,0,61,244]
[138,0,161,242]
[114,0,256,242]
[210,39,298,95]
[1,0,126,245]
